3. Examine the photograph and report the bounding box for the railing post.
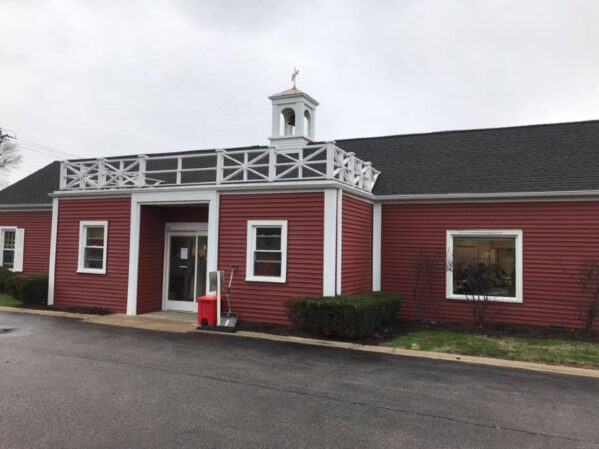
[80,163,87,189]
[176,157,182,185]
[268,147,277,181]
[216,149,225,184]
[348,152,356,185]
[363,162,372,190]
[59,161,67,190]
[98,159,106,188]
[325,142,335,180]
[136,155,147,187]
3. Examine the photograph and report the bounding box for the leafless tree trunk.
[577,259,599,333]
[412,249,441,321]
[447,251,495,328]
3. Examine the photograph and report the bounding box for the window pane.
[254,251,281,277]
[3,230,15,250]
[452,237,516,297]
[84,247,104,269]
[256,227,281,251]
[86,227,105,247]
[2,250,14,269]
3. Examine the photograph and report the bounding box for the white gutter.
[376,190,599,203]
[0,203,53,210]
[50,180,376,201]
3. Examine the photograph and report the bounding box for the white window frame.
[446,229,523,304]
[246,220,288,283]
[0,226,23,272]
[78,221,108,274]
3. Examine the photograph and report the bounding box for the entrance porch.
[126,190,219,317]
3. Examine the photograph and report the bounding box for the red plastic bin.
[198,295,217,326]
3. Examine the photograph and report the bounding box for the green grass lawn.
[0,294,22,307]
[385,330,599,368]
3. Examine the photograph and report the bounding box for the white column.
[207,192,220,324]
[322,189,337,296]
[372,202,382,291]
[126,199,141,315]
[47,198,59,305]
[336,190,343,295]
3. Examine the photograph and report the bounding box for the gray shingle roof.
[337,119,599,196]
[2,119,599,205]
[0,161,60,205]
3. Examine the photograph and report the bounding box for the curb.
[0,306,96,320]
[203,329,599,379]
[2,306,598,378]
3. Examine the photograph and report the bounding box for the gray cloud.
[1,0,598,184]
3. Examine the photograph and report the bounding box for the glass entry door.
[165,231,208,312]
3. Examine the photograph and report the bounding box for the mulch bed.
[237,319,599,345]
[14,303,112,316]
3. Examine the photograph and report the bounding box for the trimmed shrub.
[5,274,48,305]
[0,266,15,292]
[285,291,401,339]
[19,275,48,305]
[6,276,25,299]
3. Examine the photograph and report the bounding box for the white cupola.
[268,84,319,149]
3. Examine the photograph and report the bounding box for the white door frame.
[126,190,219,316]
[163,223,208,312]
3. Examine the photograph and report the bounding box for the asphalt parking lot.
[1,311,598,449]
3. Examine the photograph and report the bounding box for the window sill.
[446,294,522,304]
[245,276,286,284]
[77,268,106,275]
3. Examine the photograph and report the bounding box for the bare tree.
[447,251,496,328]
[0,130,21,185]
[412,249,441,321]
[577,259,599,333]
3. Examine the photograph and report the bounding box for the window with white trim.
[78,221,108,274]
[0,227,24,272]
[446,230,523,303]
[246,220,287,283]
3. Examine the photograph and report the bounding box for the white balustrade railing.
[59,143,380,192]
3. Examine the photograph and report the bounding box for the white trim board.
[378,190,599,203]
[51,179,376,202]
[322,189,337,296]
[372,203,381,291]
[126,190,219,316]
[336,189,342,295]
[47,198,59,305]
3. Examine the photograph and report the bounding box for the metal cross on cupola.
[291,67,299,87]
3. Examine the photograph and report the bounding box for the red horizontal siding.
[382,201,599,330]
[54,197,131,313]
[218,193,324,324]
[342,195,373,294]
[137,206,208,314]
[0,210,52,275]
[137,206,164,314]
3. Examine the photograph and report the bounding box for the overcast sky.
[2,0,599,184]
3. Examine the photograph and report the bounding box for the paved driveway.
[1,311,598,449]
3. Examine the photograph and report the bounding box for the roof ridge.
[335,118,599,143]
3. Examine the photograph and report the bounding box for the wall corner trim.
[47,198,59,305]
[323,189,338,296]
[372,202,382,291]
